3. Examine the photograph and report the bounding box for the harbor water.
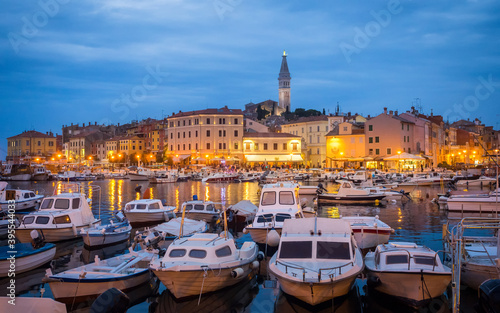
[3,179,490,312]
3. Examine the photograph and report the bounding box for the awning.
[192,157,205,161]
[173,154,190,162]
[384,152,425,160]
[245,154,303,162]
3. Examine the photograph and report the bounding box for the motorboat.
[298,185,319,195]
[243,182,310,245]
[1,164,31,181]
[0,297,66,313]
[15,188,100,243]
[0,232,56,277]
[459,240,500,289]
[147,217,208,241]
[44,247,155,304]
[235,172,261,182]
[268,217,364,306]
[32,165,49,181]
[261,171,295,184]
[0,181,44,211]
[123,199,176,224]
[149,172,178,183]
[0,211,19,238]
[176,199,220,223]
[201,172,239,183]
[226,200,258,231]
[317,180,386,204]
[365,242,451,306]
[341,215,394,249]
[456,176,497,188]
[127,167,154,181]
[81,220,132,247]
[446,188,500,213]
[149,232,260,298]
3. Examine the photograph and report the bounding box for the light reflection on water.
[6,180,476,312]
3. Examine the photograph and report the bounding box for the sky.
[1,0,500,160]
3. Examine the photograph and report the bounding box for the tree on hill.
[294,108,321,118]
[257,104,270,120]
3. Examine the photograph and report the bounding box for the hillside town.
[4,53,500,173]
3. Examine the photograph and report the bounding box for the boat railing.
[275,260,306,281]
[317,262,355,280]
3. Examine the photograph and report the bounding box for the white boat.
[261,171,294,183]
[365,242,451,306]
[456,176,497,187]
[176,199,220,222]
[44,248,154,304]
[298,185,319,195]
[0,181,44,211]
[1,164,32,181]
[0,240,56,277]
[341,215,394,249]
[15,189,100,243]
[317,180,386,204]
[149,232,260,298]
[201,172,239,183]
[149,172,178,184]
[236,172,261,182]
[32,165,49,181]
[243,182,309,245]
[81,220,132,247]
[123,199,176,224]
[149,217,208,241]
[268,218,364,306]
[447,188,500,213]
[127,167,154,181]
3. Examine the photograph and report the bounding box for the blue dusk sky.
[1,0,500,160]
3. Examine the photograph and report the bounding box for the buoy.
[266,229,280,247]
[231,267,244,278]
[242,227,248,234]
[375,199,380,206]
[72,224,77,236]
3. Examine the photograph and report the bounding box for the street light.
[397,151,401,173]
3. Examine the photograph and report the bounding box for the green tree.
[257,104,270,120]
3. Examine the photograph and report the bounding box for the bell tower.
[278,50,291,112]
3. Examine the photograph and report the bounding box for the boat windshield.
[386,254,409,264]
[261,191,276,206]
[279,191,295,205]
[279,241,312,259]
[54,199,70,210]
[256,214,274,223]
[275,213,291,222]
[40,199,54,209]
[317,241,351,260]
[194,204,204,211]
[414,255,436,266]
[149,203,160,210]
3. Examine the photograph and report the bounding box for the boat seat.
[92,266,115,272]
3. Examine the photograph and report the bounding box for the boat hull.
[447,199,500,213]
[153,265,254,299]
[271,270,358,305]
[461,262,500,289]
[0,245,56,277]
[82,231,130,247]
[0,199,40,211]
[15,225,89,243]
[127,173,150,181]
[366,270,451,305]
[48,270,151,304]
[317,194,386,203]
[125,211,170,223]
[352,228,391,250]
[184,212,219,223]
[246,227,282,245]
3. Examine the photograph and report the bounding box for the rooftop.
[8,130,55,140]
[243,132,301,138]
[169,107,243,118]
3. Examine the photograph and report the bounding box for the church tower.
[278,50,291,112]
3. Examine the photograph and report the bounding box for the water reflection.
[151,276,259,313]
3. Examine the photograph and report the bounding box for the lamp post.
[340,152,345,171]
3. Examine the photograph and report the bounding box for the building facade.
[326,122,365,168]
[166,107,244,162]
[242,132,302,166]
[7,130,57,161]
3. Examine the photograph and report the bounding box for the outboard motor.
[30,230,45,249]
[477,279,500,313]
[134,185,142,192]
[145,231,163,250]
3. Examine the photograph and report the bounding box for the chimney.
[395,110,398,116]
[71,123,73,126]
[348,112,351,117]
[411,106,415,113]
[367,115,371,118]
[430,109,433,117]
[95,122,97,125]
[383,107,388,114]
[389,110,393,116]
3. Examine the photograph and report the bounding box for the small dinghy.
[44,247,155,304]
[0,230,56,277]
[81,214,132,248]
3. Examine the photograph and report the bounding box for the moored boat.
[149,232,260,298]
[123,199,176,224]
[268,217,364,306]
[81,220,132,247]
[446,188,500,213]
[365,242,451,306]
[176,199,220,222]
[0,181,44,212]
[0,238,56,277]
[317,180,386,204]
[341,215,394,249]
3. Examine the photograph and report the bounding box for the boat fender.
[242,227,248,234]
[231,267,244,278]
[91,287,130,313]
[257,251,265,261]
[72,224,77,236]
[266,229,280,247]
[250,260,260,270]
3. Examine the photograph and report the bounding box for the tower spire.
[278,50,291,112]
